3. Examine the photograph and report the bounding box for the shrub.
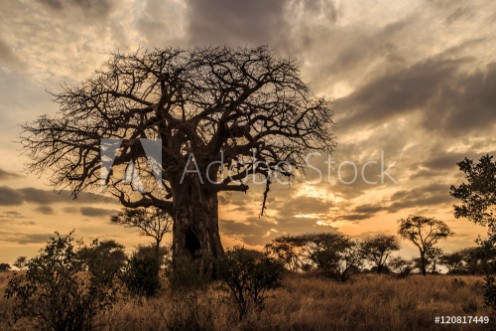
[0,263,10,272]
[4,232,118,331]
[167,254,210,292]
[78,239,127,287]
[122,253,161,297]
[218,247,284,320]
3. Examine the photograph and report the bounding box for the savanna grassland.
[0,272,489,331]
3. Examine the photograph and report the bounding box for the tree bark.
[170,175,224,279]
[420,251,427,275]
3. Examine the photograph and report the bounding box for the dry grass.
[0,272,491,331]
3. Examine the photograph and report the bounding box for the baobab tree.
[398,215,452,275]
[21,46,334,277]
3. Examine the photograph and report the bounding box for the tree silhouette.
[21,46,334,276]
[398,215,452,275]
[451,155,496,310]
[360,234,399,274]
[111,207,171,262]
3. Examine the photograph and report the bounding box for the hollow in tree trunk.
[171,176,224,279]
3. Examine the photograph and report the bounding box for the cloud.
[80,207,116,217]
[336,57,464,130]
[0,186,24,206]
[18,187,115,205]
[0,168,22,180]
[36,0,113,18]
[186,0,287,45]
[0,231,51,244]
[0,39,21,68]
[387,183,453,213]
[34,205,55,215]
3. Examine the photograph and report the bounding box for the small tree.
[264,238,301,271]
[305,233,362,281]
[451,155,496,310]
[388,256,413,278]
[398,215,452,275]
[425,247,443,274]
[78,239,127,287]
[121,251,161,297]
[442,251,465,274]
[4,232,118,331]
[218,247,283,321]
[360,234,399,274]
[111,207,172,263]
[13,256,27,270]
[0,263,10,272]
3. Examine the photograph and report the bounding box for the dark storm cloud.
[0,186,24,206]
[80,206,115,217]
[186,0,287,45]
[0,168,22,180]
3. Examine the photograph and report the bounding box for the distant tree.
[442,251,465,274]
[360,234,400,274]
[266,233,362,281]
[398,215,452,275]
[388,256,413,278]
[425,247,443,274]
[303,233,361,281]
[112,207,172,262]
[451,155,496,309]
[21,46,335,277]
[4,232,118,330]
[264,237,301,271]
[78,239,127,287]
[218,247,283,320]
[13,256,27,270]
[0,263,10,272]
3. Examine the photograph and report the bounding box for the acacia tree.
[360,234,399,274]
[111,207,172,261]
[451,155,496,309]
[398,215,452,275]
[21,46,334,276]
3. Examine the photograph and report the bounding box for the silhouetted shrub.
[78,239,127,287]
[4,232,118,331]
[122,253,161,297]
[0,263,10,272]
[218,247,284,320]
[389,256,413,278]
[166,252,212,292]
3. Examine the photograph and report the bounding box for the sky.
[0,0,495,263]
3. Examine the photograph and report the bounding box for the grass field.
[0,272,491,331]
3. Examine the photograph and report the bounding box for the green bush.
[218,247,284,320]
[4,232,118,331]
[122,253,161,297]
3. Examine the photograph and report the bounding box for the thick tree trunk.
[170,176,224,279]
[420,251,427,275]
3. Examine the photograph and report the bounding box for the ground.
[0,272,491,331]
